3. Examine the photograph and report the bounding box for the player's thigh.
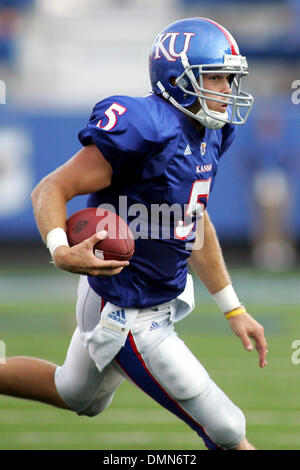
[142,331,245,449]
[55,327,125,416]
[138,329,210,400]
[115,327,210,405]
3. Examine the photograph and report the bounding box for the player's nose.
[222,79,231,95]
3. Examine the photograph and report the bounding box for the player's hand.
[228,312,268,368]
[52,230,129,276]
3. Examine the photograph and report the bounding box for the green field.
[0,266,300,450]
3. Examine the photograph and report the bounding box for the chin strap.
[196,106,227,130]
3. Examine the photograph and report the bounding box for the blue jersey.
[78,93,235,308]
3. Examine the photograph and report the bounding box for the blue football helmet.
[149,17,254,129]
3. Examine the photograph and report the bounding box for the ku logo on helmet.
[153,32,195,62]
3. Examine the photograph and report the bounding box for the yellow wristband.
[225,306,246,320]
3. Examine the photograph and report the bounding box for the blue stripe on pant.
[115,332,220,450]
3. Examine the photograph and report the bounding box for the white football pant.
[55,276,246,450]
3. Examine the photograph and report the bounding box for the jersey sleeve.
[78,97,157,176]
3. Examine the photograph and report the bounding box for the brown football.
[66,207,135,261]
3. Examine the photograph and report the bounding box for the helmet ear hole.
[169,76,177,87]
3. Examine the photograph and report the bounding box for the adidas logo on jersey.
[184,144,192,155]
[107,309,126,326]
[149,321,160,331]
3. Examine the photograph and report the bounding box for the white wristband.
[46,227,69,258]
[212,284,241,313]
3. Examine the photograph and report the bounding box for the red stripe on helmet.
[199,17,239,55]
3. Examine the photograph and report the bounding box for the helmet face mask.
[149,18,254,129]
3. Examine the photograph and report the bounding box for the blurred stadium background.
[1,0,300,451]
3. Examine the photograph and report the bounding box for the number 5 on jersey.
[96,103,127,131]
[175,178,211,243]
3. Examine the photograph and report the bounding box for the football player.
[1,18,267,450]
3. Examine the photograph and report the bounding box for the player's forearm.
[31,175,68,243]
[188,212,231,294]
